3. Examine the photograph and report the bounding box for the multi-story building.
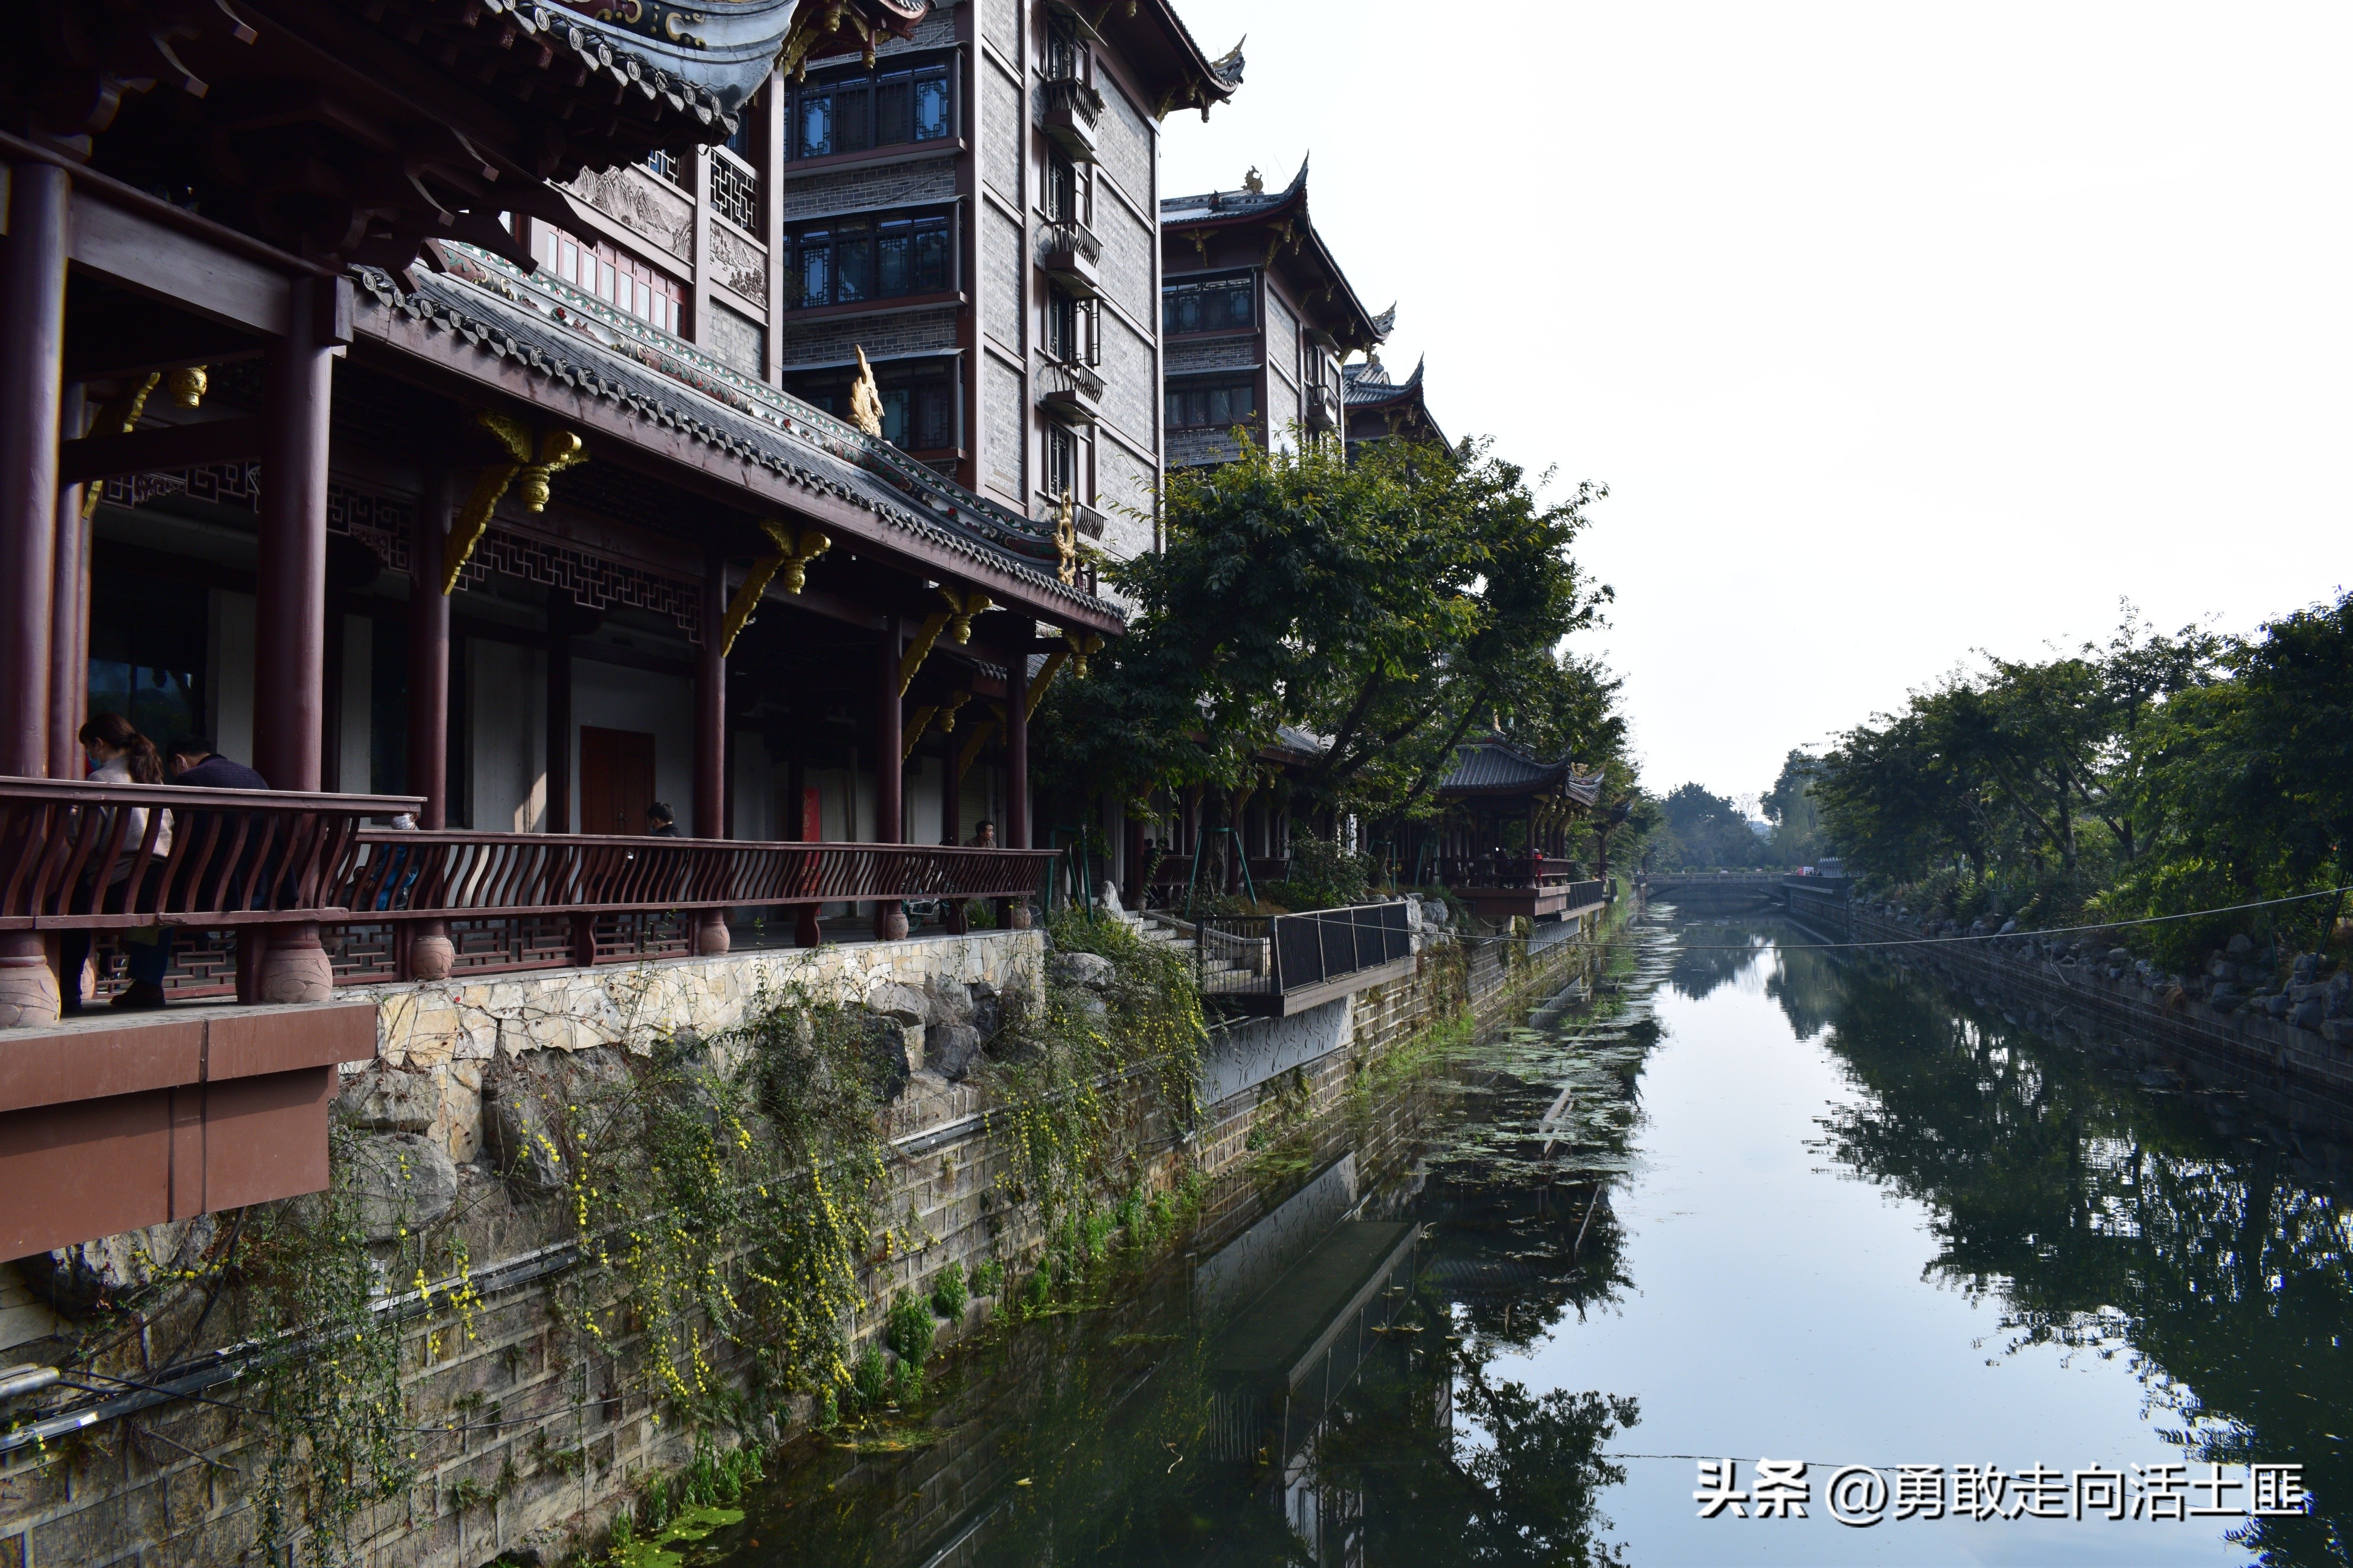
[1344,352,1450,455]
[1158,161,1392,469]
[753,2,1241,563]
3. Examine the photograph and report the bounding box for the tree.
[1036,432,1611,829]
[1762,749,1826,863]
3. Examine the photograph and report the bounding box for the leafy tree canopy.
[1034,432,1610,824]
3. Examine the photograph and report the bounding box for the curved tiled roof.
[1437,742,1604,804]
[353,252,1120,625]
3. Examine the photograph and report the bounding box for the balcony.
[1171,901,1418,1017]
[1041,220,1103,299]
[1043,77,1104,163]
[1304,381,1342,433]
[1439,854,1611,923]
[1037,358,1106,425]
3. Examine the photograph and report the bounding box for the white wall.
[571,659,694,830]
[469,639,544,832]
[207,589,255,771]
[910,755,947,845]
[338,613,371,796]
[731,730,773,840]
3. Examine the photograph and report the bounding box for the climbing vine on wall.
[990,912,1206,1285]
[234,1124,412,1568]
[555,982,893,1424]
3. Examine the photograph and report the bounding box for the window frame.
[787,54,957,162]
[1162,272,1257,338]
[783,205,958,311]
[1166,377,1260,432]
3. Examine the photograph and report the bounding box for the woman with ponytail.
[59,713,176,1012]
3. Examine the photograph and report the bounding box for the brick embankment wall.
[1784,898,2353,1130]
[0,907,1612,1568]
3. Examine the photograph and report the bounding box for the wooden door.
[579,727,656,835]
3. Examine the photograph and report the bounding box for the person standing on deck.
[59,715,176,1013]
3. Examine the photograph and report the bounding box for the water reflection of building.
[1195,1159,1426,1568]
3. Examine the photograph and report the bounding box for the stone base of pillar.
[409,920,455,981]
[255,922,334,1004]
[696,910,731,956]
[793,905,823,948]
[872,901,909,942]
[0,933,61,1028]
[1005,899,1033,931]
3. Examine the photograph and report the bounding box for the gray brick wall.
[1265,370,1299,446]
[982,0,1016,60]
[780,157,957,222]
[981,204,1023,352]
[706,301,763,376]
[1098,310,1153,450]
[1168,336,1259,374]
[1097,435,1158,561]
[1266,289,1300,392]
[1095,75,1154,215]
[984,354,1025,496]
[982,66,1021,204]
[1096,196,1154,325]
[1170,427,1242,469]
[775,307,960,371]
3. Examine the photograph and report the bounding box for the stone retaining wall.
[0,908,1608,1568]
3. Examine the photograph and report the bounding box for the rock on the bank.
[345,1132,460,1240]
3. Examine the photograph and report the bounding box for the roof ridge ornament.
[849,345,885,437]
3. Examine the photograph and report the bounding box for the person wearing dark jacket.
[165,738,269,792]
[645,802,679,837]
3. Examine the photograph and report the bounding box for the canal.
[694,907,2349,1566]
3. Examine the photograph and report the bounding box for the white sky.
[1153,4,2353,801]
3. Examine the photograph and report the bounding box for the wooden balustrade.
[0,778,1061,1015]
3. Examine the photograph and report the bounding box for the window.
[1046,23,1082,82]
[1046,425,1077,500]
[785,208,952,308]
[535,224,685,335]
[791,59,954,159]
[1046,289,1078,362]
[1167,379,1258,430]
[644,148,685,189]
[1046,152,1078,224]
[785,360,959,453]
[1163,275,1254,335]
[709,148,759,233]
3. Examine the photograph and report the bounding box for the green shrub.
[884,1287,935,1367]
[851,1346,888,1411]
[889,1357,925,1407]
[930,1261,968,1320]
[970,1257,1005,1297]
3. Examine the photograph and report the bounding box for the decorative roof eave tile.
[348,253,1123,634]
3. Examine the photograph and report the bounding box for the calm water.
[704,911,2352,1567]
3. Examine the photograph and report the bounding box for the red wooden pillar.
[873,616,907,940]
[0,160,69,1026]
[694,547,730,954]
[405,467,455,980]
[49,386,88,781]
[1000,638,1030,930]
[252,274,341,1004]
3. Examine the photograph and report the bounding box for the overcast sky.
[1154,4,2353,807]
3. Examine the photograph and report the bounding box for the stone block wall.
[0,907,1609,1568]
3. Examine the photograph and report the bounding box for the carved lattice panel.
[458,529,703,642]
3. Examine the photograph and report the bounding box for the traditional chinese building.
[1343,351,1450,456]
[0,0,1249,1258]
[1158,159,1392,469]
[1409,740,1606,924]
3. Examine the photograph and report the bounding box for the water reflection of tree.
[1664,923,1774,1003]
[1803,951,2353,1568]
